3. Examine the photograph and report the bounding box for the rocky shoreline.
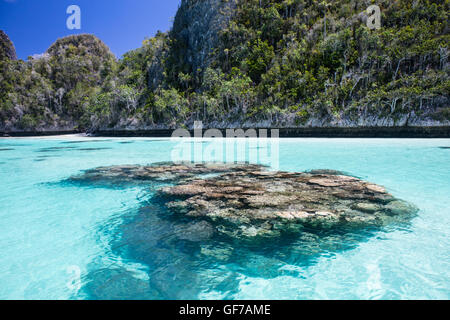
[2,126,450,138]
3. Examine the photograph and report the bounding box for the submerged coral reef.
[69,162,417,238]
[67,161,419,299]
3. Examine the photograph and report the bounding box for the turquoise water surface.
[0,137,449,299]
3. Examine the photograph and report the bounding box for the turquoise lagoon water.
[0,137,449,299]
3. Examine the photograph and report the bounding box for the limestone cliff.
[0,30,17,61]
[167,0,235,82]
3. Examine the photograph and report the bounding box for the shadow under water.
[60,140,113,144]
[35,146,78,153]
[79,195,411,300]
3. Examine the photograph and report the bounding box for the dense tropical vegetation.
[0,0,449,132]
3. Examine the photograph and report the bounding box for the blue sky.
[0,0,181,60]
